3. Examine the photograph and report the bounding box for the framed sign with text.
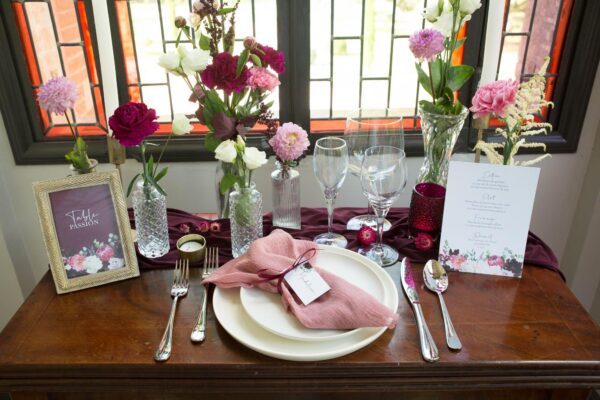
[33,170,139,294]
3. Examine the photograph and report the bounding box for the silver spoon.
[423,260,462,351]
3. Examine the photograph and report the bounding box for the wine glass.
[359,146,407,267]
[345,109,404,231]
[313,137,349,248]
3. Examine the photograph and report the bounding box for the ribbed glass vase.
[131,179,170,258]
[229,182,263,258]
[271,161,301,230]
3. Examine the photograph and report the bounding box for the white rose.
[242,147,268,170]
[158,50,180,73]
[108,257,125,270]
[172,114,192,135]
[423,0,444,22]
[214,140,238,163]
[431,9,461,37]
[181,48,211,74]
[83,256,103,274]
[459,0,482,16]
[190,12,202,28]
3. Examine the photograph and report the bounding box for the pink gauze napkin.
[204,229,399,330]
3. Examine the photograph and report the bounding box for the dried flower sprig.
[472,57,553,166]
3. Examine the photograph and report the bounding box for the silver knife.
[400,257,439,363]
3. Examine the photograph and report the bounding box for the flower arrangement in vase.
[109,102,191,258]
[471,57,553,166]
[159,0,284,218]
[37,76,96,174]
[409,0,482,186]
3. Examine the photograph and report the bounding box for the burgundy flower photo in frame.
[33,170,139,294]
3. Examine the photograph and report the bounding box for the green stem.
[153,133,172,176]
[140,142,149,185]
[64,111,78,140]
[427,62,436,105]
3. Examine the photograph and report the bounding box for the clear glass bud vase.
[131,179,170,258]
[230,182,263,258]
[216,161,237,219]
[271,161,301,230]
[417,105,469,186]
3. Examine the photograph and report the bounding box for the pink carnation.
[109,102,159,147]
[409,29,445,62]
[470,79,519,119]
[96,243,115,262]
[37,76,78,115]
[268,122,309,162]
[247,67,280,92]
[68,254,86,272]
[201,52,249,95]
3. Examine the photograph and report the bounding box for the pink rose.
[487,255,504,267]
[247,67,280,92]
[68,254,86,272]
[196,221,210,233]
[470,79,518,119]
[96,243,115,262]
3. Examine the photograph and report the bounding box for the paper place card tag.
[284,262,331,305]
[439,161,540,278]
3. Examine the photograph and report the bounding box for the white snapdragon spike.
[215,140,238,163]
[459,0,482,16]
[179,46,211,74]
[158,50,180,74]
[243,147,268,170]
[172,114,192,135]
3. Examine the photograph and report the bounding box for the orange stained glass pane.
[310,117,415,134]
[12,3,40,86]
[128,86,142,102]
[78,0,99,85]
[452,24,467,66]
[115,1,139,85]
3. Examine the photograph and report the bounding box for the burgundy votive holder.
[407,182,446,238]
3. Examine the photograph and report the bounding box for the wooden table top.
[1,263,599,393]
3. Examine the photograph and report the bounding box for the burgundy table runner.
[129,207,563,280]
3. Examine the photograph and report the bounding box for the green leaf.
[236,49,249,77]
[126,174,141,197]
[453,37,466,50]
[175,29,183,47]
[205,131,222,152]
[199,34,211,51]
[249,53,262,67]
[415,63,433,97]
[430,58,444,97]
[146,155,154,177]
[217,7,235,15]
[219,173,243,195]
[447,65,474,91]
[146,173,166,196]
[204,90,227,113]
[155,166,169,182]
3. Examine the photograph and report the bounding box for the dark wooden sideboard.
[0,262,599,400]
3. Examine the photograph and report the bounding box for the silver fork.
[154,259,189,361]
[191,247,219,342]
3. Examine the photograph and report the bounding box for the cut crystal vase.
[131,179,170,258]
[230,182,263,258]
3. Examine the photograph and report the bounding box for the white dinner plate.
[239,246,387,341]
[212,245,399,361]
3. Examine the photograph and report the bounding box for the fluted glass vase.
[230,182,263,258]
[131,179,170,258]
[271,161,301,230]
[417,105,469,186]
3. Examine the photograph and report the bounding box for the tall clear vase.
[230,182,263,258]
[417,105,469,186]
[271,161,301,230]
[131,179,170,258]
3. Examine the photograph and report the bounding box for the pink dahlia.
[269,122,309,162]
[96,243,115,262]
[251,44,285,74]
[470,79,519,119]
[37,76,78,115]
[408,29,445,62]
[247,67,280,92]
[109,102,159,147]
[201,52,250,95]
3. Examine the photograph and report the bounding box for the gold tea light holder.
[176,234,206,262]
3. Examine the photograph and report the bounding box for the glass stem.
[373,206,388,252]
[325,197,335,234]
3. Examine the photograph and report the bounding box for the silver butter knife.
[400,257,439,363]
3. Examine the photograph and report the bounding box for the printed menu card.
[438,161,540,278]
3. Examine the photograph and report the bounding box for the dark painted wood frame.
[0,0,597,164]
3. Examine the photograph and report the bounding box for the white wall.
[0,62,599,328]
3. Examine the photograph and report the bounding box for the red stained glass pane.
[114,1,139,85]
[12,3,40,86]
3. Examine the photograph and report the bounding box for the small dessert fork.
[191,247,219,342]
[154,258,189,362]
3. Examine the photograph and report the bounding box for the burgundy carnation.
[109,102,159,147]
[252,44,285,74]
[201,52,250,95]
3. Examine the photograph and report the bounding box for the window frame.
[1,0,598,165]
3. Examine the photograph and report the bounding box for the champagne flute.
[313,137,349,248]
[359,146,407,267]
[345,109,404,231]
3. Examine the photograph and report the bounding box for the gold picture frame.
[33,170,139,294]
